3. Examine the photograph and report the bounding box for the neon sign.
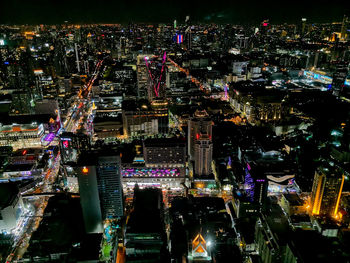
[62,140,69,148]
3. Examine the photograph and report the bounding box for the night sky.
[0,0,348,24]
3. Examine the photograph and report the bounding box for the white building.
[0,184,24,233]
[0,123,45,150]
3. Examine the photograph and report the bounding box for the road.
[63,59,103,134]
[6,153,60,263]
[7,60,104,263]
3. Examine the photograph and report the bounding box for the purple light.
[224,84,228,99]
[122,167,180,178]
[247,163,251,171]
[244,168,254,202]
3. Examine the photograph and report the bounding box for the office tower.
[137,54,152,98]
[341,15,349,41]
[332,62,349,96]
[301,18,307,37]
[311,166,344,218]
[194,134,213,176]
[188,110,212,160]
[77,165,103,233]
[97,156,124,218]
[145,52,167,101]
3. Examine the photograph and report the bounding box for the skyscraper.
[341,15,349,41]
[310,166,344,218]
[145,52,167,101]
[332,62,349,96]
[96,156,124,219]
[188,110,212,161]
[301,18,307,37]
[77,165,103,234]
[194,134,213,176]
[136,54,151,98]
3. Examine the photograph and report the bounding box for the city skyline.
[0,3,350,263]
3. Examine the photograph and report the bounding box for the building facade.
[188,110,212,161]
[194,134,213,176]
[311,166,344,218]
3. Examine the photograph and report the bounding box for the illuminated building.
[232,61,248,76]
[340,15,349,41]
[279,194,306,216]
[136,54,153,98]
[0,123,44,150]
[0,183,24,233]
[60,132,79,164]
[188,110,212,161]
[143,137,186,167]
[229,83,286,124]
[332,62,349,96]
[310,166,344,218]
[121,165,186,189]
[301,18,307,36]
[60,132,90,164]
[77,165,103,234]
[188,233,211,262]
[244,164,268,206]
[96,156,123,218]
[2,148,45,179]
[122,100,168,137]
[194,134,213,176]
[144,52,167,101]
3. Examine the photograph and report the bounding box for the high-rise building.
[194,134,213,176]
[341,15,349,41]
[77,152,124,230]
[310,166,344,218]
[96,156,124,219]
[77,165,103,234]
[145,53,167,101]
[136,54,152,98]
[332,62,349,96]
[188,110,212,161]
[0,123,45,150]
[301,18,307,37]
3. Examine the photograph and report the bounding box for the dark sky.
[0,0,348,25]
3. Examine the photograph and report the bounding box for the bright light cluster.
[122,168,180,177]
